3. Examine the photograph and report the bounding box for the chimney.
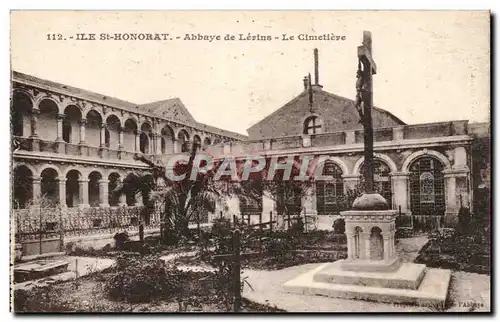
[303,76,308,90]
[313,48,323,88]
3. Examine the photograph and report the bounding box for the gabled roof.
[140,98,197,126]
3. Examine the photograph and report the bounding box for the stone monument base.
[283,261,451,307]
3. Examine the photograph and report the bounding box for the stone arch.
[62,167,83,178]
[88,170,103,207]
[353,153,398,175]
[353,226,364,259]
[12,91,34,137]
[123,117,139,129]
[104,112,123,127]
[65,169,82,208]
[13,164,34,209]
[402,149,451,173]
[82,106,104,120]
[175,127,191,140]
[108,172,122,207]
[12,88,35,107]
[35,96,60,111]
[139,120,153,131]
[315,156,349,176]
[370,226,384,260]
[13,162,37,178]
[37,164,62,178]
[302,113,324,135]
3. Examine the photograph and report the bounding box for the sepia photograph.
[9,10,491,313]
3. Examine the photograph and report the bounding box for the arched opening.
[106,115,121,150]
[63,105,82,144]
[86,110,103,148]
[370,226,384,260]
[316,161,344,215]
[13,165,33,209]
[178,129,190,153]
[359,159,393,208]
[11,92,33,137]
[66,170,81,208]
[409,156,445,230]
[203,137,212,151]
[108,172,121,207]
[354,226,364,259]
[40,168,59,207]
[123,173,137,206]
[193,135,202,152]
[161,125,175,154]
[123,119,137,152]
[88,171,102,207]
[38,99,59,141]
[303,116,322,135]
[140,123,153,154]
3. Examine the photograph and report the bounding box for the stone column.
[32,177,41,203]
[453,146,468,171]
[262,191,276,223]
[135,130,142,152]
[30,110,40,151]
[98,179,110,207]
[345,231,355,260]
[383,233,390,260]
[342,174,360,192]
[118,127,124,150]
[78,179,89,208]
[172,139,178,153]
[363,232,371,260]
[156,134,162,154]
[391,172,409,213]
[58,176,67,208]
[79,119,87,144]
[100,123,107,148]
[301,184,317,215]
[56,114,65,141]
[444,172,457,215]
[30,109,40,138]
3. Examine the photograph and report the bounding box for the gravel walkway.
[241,236,491,312]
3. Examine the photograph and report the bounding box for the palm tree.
[114,143,226,243]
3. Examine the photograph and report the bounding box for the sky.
[10,11,490,135]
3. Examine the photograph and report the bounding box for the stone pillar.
[32,177,41,203]
[58,176,67,208]
[342,174,360,192]
[363,232,371,260]
[172,139,178,153]
[453,146,468,170]
[383,233,390,260]
[345,231,355,259]
[79,119,87,144]
[392,126,404,141]
[345,130,356,145]
[78,179,89,208]
[118,127,124,150]
[391,172,409,213]
[156,134,162,154]
[444,173,457,214]
[119,193,127,206]
[301,184,317,215]
[30,110,40,151]
[56,114,65,141]
[135,130,141,152]
[262,191,276,223]
[100,123,107,148]
[98,179,110,207]
[30,109,39,138]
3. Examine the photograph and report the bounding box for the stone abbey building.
[11,55,490,236]
[11,71,246,210]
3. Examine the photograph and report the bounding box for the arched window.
[303,116,322,135]
[359,159,392,208]
[316,161,344,214]
[409,156,445,219]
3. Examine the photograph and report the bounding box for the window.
[409,156,445,218]
[303,116,322,135]
[316,161,344,214]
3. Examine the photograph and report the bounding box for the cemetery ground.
[13,218,491,313]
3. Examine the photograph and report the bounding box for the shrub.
[106,254,185,303]
[333,218,345,234]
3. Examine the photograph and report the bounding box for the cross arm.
[357,46,377,75]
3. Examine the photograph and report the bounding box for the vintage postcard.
[10,11,490,313]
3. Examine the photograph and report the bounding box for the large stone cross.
[357,31,377,195]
